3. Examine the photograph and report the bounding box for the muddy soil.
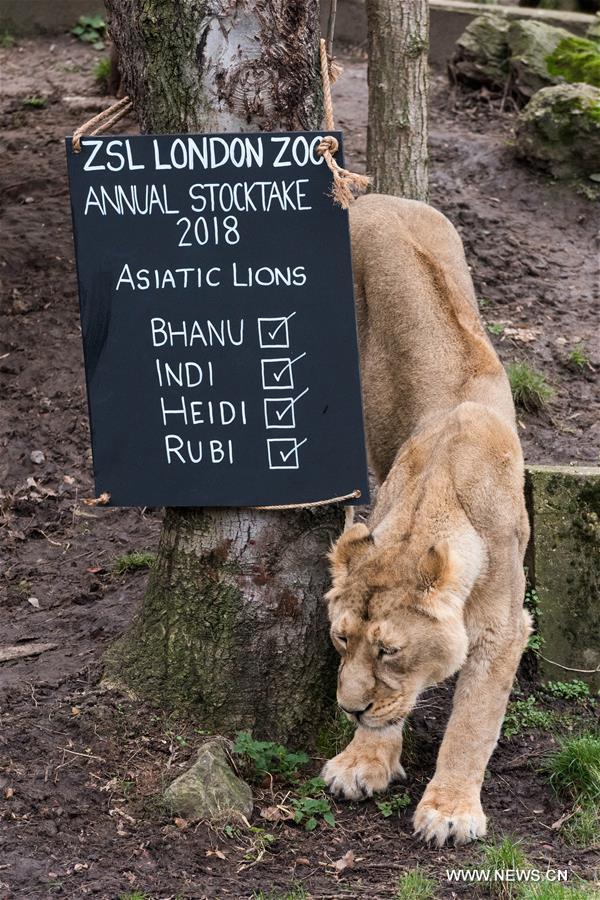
[0,37,598,900]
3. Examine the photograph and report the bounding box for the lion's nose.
[339,701,373,719]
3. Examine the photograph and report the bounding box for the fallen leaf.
[71,706,81,717]
[174,817,188,829]
[504,327,540,343]
[260,805,287,822]
[333,849,355,872]
[63,475,76,485]
[27,597,40,609]
[206,849,226,859]
[296,857,310,866]
[5,787,14,800]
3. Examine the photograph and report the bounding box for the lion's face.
[326,524,470,729]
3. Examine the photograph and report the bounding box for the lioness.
[322,195,531,847]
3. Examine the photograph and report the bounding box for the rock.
[507,20,572,100]
[515,82,600,178]
[450,14,510,89]
[587,14,600,42]
[526,465,600,692]
[30,450,45,464]
[163,738,253,824]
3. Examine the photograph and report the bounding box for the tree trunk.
[103,0,341,743]
[366,0,429,200]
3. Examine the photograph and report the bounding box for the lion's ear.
[418,540,453,592]
[328,523,374,583]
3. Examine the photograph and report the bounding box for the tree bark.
[366,0,429,201]
[103,0,341,743]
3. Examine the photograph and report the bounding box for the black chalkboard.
[66,131,370,508]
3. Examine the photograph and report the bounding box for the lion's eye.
[335,634,348,646]
[377,645,398,659]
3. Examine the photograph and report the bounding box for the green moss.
[546,37,600,88]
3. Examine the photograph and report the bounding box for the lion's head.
[325,523,475,729]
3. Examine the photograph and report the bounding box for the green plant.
[507,362,554,412]
[94,56,112,91]
[243,826,276,863]
[546,36,600,88]
[519,884,599,900]
[544,680,591,702]
[478,837,531,898]
[563,804,600,848]
[547,733,600,805]
[233,732,309,782]
[23,96,47,108]
[113,551,156,574]
[503,697,558,738]
[487,322,505,336]
[118,894,149,900]
[0,32,15,48]
[251,887,308,900]
[315,710,355,757]
[395,868,436,900]
[377,791,411,818]
[71,14,107,50]
[524,587,544,653]
[567,345,591,371]
[478,297,491,309]
[290,793,335,830]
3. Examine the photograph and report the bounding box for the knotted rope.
[316,38,370,209]
[72,95,133,152]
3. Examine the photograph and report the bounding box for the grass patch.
[251,887,308,900]
[566,345,591,371]
[547,733,600,805]
[94,56,112,92]
[315,710,355,758]
[479,837,530,898]
[23,96,47,108]
[507,362,554,412]
[503,697,558,738]
[0,32,15,48]
[520,884,600,900]
[395,868,436,900]
[487,322,505,336]
[546,732,600,849]
[563,804,600,848]
[113,551,156,574]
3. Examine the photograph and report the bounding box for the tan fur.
[322,195,532,847]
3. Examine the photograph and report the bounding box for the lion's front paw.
[321,741,405,801]
[414,785,487,846]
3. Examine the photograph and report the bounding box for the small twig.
[326,0,338,59]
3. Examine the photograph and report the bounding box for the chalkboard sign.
[66,131,369,508]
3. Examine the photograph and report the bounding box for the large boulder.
[163,737,253,823]
[515,82,600,178]
[526,466,600,692]
[507,19,572,99]
[450,14,511,88]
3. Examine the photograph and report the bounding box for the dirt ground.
[0,36,599,900]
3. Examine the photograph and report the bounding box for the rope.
[255,489,361,510]
[72,96,133,152]
[317,39,370,208]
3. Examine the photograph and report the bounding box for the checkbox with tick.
[263,388,309,429]
[261,352,306,391]
[267,437,308,470]
[257,312,297,349]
